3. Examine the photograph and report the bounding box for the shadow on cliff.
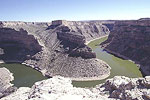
[0,28,42,63]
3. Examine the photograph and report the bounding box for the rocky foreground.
[0,20,113,80]
[0,68,16,98]
[1,73,150,100]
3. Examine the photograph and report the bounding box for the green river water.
[0,36,142,88]
[0,63,47,87]
[72,36,142,87]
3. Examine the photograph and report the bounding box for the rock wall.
[0,28,42,62]
[52,20,68,26]
[57,31,96,59]
[102,23,114,31]
[49,20,112,41]
[102,19,150,76]
[0,20,112,80]
[57,32,86,45]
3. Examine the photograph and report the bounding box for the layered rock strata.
[0,20,112,80]
[0,28,42,62]
[102,19,150,76]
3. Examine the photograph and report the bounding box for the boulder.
[94,76,150,100]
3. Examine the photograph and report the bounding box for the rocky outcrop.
[93,76,150,100]
[0,48,4,55]
[50,20,68,29]
[49,20,111,41]
[139,18,150,21]
[0,76,110,100]
[1,76,150,100]
[102,23,114,31]
[57,32,86,45]
[0,22,3,28]
[57,31,96,59]
[0,20,111,80]
[69,46,96,59]
[102,19,150,76]
[0,28,42,62]
[0,67,16,98]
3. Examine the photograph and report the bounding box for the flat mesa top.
[52,20,68,26]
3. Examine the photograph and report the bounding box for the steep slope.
[0,20,112,80]
[102,19,150,76]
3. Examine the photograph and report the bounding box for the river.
[0,63,47,87]
[0,36,142,88]
[72,36,142,87]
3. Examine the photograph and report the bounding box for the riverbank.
[0,60,46,77]
[70,72,110,81]
[103,48,145,76]
[0,63,47,87]
[71,58,111,81]
[85,35,109,45]
[68,36,111,81]
[22,35,111,82]
[72,35,142,87]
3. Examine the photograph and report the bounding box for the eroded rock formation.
[0,76,110,100]
[1,76,150,100]
[0,20,112,80]
[0,28,42,62]
[93,76,150,100]
[0,67,16,98]
[102,19,150,76]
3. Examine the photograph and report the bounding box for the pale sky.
[0,0,150,22]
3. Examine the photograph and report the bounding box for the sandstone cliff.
[0,20,112,80]
[102,19,150,76]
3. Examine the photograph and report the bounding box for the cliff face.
[102,19,150,76]
[0,28,42,62]
[0,20,112,79]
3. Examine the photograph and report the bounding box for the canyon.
[0,19,150,100]
[0,20,113,80]
[102,19,150,76]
